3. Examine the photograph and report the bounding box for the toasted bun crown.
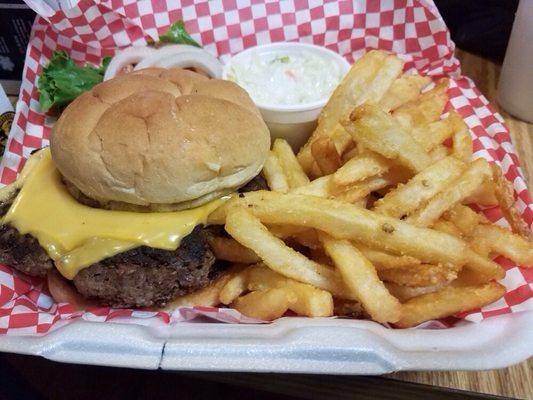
[50,68,270,207]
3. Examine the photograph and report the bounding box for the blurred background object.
[497,0,533,123]
[0,0,35,95]
[435,0,519,61]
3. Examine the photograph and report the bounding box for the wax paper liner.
[0,0,531,336]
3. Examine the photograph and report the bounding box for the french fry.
[395,282,506,328]
[464,180,498,207]
[338,172,409,205]
[343,104,432,173]
[351,197,366,208]
[297,148,319,179]
[267,224,310,239]
[208,236,260,264]
[377,263,458,287]
[422,220,502,282]
[246,265,334,317]
[232,288,296,321]
[410,118,454,152]
[341,146,360,163]
[273,138,310,189]
[246,264,288,291]
[358,52,405,105]
[464,250,505,281]
[320,233,401,323]
[312,51,391,141]
[262,152,289,193]
[311,137,342,175]
[167,272,233,309]
[432,219,463,237]
[469,235,492,258]
[386,282,447,302]
[331,126,356,156]
[332,152,391,186]
[357,246,422,269]
[449,110,473,162]
[470,224,533,266]
[291,175,331,197]
[305,161,323,180]
[303,133,355,180]
[287,283,334,317]
[428,144,450,162]
[335,176,389,203]
[224,208,351,298]
[443,204,489,236]
[379,74,432,112]
[492,163,531,238]
[297,50,403,175]
[453,266,493,286]
[219,270,250,305]
[406,158,492,227]
[373,156,466,218]
[222,191,470,267]
[392,78,449,130]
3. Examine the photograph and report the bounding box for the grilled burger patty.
[0,224,220,308]
[73,225,221,308]
[0,224,54,278]
[0,175,267,308]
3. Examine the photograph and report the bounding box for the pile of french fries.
[196,50,532,327]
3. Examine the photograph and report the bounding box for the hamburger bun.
[50,68,270,208]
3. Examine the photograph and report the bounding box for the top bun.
[50,68,270,208]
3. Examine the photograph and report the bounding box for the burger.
[0,68,270,308]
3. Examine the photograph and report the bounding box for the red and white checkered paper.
[0,0,531,335]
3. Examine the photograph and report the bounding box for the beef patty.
[73,226,221,308]
[0,174,267,308]
[0,224,219,308]
[0,225,54,278]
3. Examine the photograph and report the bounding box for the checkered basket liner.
[0,0,531,335]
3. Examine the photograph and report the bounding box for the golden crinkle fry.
[206,49,532,327]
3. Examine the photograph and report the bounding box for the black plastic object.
[435,0,518,61]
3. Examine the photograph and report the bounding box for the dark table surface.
[0,352,508,400]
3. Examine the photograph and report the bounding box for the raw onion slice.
[152,52,223,78]
[104,46,156,80]
[133,44,199,68]
[134,44,223,78]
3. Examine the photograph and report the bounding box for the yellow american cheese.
[1,148,226,279]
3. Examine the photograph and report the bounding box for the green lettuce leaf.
[159,20,200,47]
[38,51,110,112]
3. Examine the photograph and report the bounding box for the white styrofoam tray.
[0,311,531,373]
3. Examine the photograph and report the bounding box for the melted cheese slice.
[2,148,226,279]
